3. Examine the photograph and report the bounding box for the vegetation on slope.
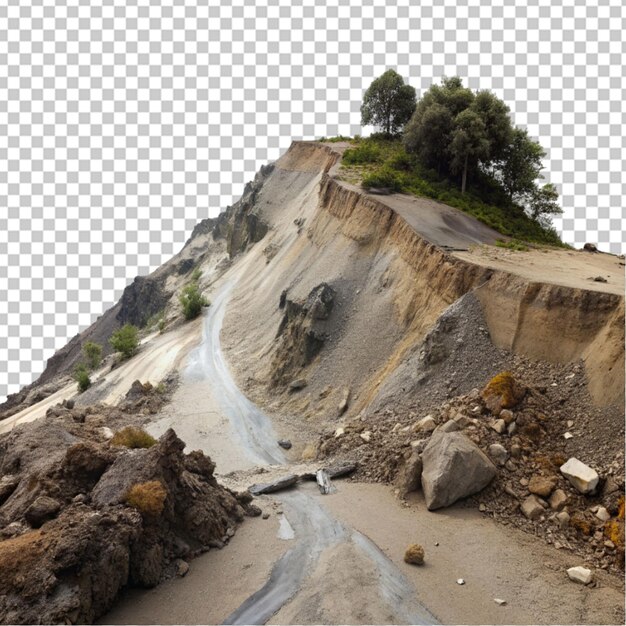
[323,72,567,247]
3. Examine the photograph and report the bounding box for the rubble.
[560,458,600,495]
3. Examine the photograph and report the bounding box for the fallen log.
[248,474,300,495]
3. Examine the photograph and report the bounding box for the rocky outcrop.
[0,414,251,624]
[420,431,497,510]
[116,275,171,328]
[270,283,336,386]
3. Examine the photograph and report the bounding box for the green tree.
[499,128,546,199]
[73,363,91,393]
[82,341,102,370]
[360,70,416,136]
[109,324,139,359]
[471,90,513,164]
[179,283,208,320]
[526,183,562,224]
[450,109,490,193]
[403,76,475,174]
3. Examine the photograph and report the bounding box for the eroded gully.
[189,282,437,625]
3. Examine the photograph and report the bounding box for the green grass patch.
[339,137,565,247]
[495,239,530,251]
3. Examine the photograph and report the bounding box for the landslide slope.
[2,140,624,434]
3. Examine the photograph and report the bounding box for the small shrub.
[125,480,167,517]
[158,318,166,334]
[156,382,166,395]
[191,267,202,281]
[180,283,208,320]
[73,363,91,393]
[343,142,381,165]
[361,166,403,192]
[82,341,102,370]
[110,426,157,449]
[110,324,139,359]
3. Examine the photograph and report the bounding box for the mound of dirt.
[0,409,256,624]
[318,364,625,574]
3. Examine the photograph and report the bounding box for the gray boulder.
[421,431,497,510]
[395,450,423,497]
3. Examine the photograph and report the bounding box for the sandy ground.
[455,245,625,295]
[102,512,287,625]
[101,479,624,625]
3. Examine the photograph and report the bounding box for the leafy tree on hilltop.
[498,127,546,199]
[449,109,490,193]
[361,70,416,136]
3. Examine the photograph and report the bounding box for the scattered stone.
[604,540,615,550]
[334,427,345,438]
[499,409,514,424]
[583,243,598,253]
[395,450,423,497]
[262,512,270,520]
[494,598,507,606]
[567,420,574,428]
[421,431,497,510]
[596,507,610,522]
[24,496,62,528]
[560,458,599,495]
[556,511,570,529]
[567,566,593,585]
[507,422,517,435]
[249,474,299,495]
[549,489,568,511]
[592,276,607,283]
[65,398,75,410]
[415,415,437,433]
[488,443,508,466]
[520,495,545,520]
[100,427,114,440]
[457,578,465,585]
[360,431,372,443]
[491,419,507,434]
[316,469,335,495]
[175,559,190,577]
[454,415,473,429]
[510,444,521,459]
[288,378,307,392]
[404,543,425,565]
[277,439,292,450]
[338,387,351,416]
[563,432,573,440]
[439,420,460,433]
[528,475,557,498]
[479,503,486,512]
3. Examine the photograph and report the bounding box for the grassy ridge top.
[320,136,566,248]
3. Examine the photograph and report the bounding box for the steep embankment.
[218,141,624,437]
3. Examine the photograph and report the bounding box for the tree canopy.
[360,70,416,136]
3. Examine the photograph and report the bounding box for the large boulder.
[559,458,599,495]
[421,431,497,510]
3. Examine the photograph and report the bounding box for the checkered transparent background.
[1,0,625,403]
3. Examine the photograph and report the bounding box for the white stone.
[596,506,611,522]
[488,443,508,465]
[100,427,114,440]
[560,458,599,494]
[360,431,371,442]
[563,432,573,440]
[567,566,593,585]
[555,511,570,529]
[456,578,465,585]
[494,598,507,606]
[567,420,574,428]
[334,427,345,438]
[415,416,437,432]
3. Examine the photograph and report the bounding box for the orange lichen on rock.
[481,372,526,413]
[125,480,167,517]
